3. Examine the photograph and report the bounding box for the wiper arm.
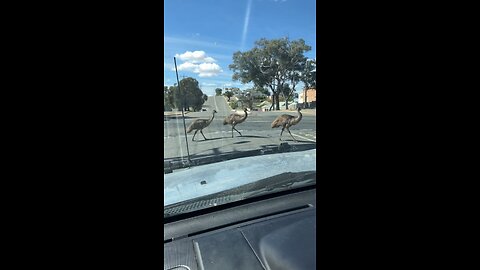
[241,171,316,199]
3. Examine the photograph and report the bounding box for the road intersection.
[164,96,317,167]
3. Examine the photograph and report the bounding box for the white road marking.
[291,133,316,142]
[213,95,218,110]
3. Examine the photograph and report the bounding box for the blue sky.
[164,0,316,96]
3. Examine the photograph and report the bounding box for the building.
[257,101,272,111]
[298,88,316,108]
[279,101,298,110]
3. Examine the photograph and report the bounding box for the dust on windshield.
[164,0,316,175]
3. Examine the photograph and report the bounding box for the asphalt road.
[164,96,316,161]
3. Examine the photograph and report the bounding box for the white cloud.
[204,56,216,62]
[176,62,199,72]
[197,63,223,77]
[175,51,216,63]
[173,62,223,77]
[172,50,223,77]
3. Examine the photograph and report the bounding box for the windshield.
[164,0,316,214]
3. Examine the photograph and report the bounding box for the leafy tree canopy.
[224,90,234,101]
[229,37,311,110]
[172,77,207,111]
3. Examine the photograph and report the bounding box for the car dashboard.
[164,187,316,270]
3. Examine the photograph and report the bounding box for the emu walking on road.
[186,110,217,141]
[271,107,303,142]
[223,108,248,138]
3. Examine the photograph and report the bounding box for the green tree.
[229,101,238,109]
[229,38,311,110]
[164,86,175,111]
[302,59,316,90]
[242,92,253,109]
[282,63,301,110]
[215,88,223,96]
[172,77,207,112]
[255,86,270,97]
[229,87,241,95]
[224,91,234,101]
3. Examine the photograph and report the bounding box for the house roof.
[257,101,271,107]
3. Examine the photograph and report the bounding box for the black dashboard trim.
[164,188,316,242]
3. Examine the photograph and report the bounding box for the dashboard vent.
[165,194,244,216]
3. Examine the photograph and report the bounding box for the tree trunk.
[275,79,281,110]
[275,92,280,110]
[285,87,295,111]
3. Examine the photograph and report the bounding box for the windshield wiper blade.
[241,171,316,199]
[164,170,316,218]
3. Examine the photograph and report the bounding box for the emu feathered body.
[271,108,303,141]
[223,108,248,137]
[186,110,217,141]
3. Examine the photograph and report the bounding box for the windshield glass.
[164,0,316,214]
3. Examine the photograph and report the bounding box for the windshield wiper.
[164,170,316,219]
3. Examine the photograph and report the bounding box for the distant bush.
[164,103,173,111]
[229,101,238,109]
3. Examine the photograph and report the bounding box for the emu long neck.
[293,110,302,124]
[242,111,248,121]
[207,112,215,125]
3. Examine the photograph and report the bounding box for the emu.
[186,110,217,141]
[271,107,303,142]
[223,108,248,138]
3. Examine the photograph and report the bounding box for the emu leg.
[200,130,207,140]
[192,130,198,141]
[287,128,297,142]
[280,127,285,141]
[233,126,242,136]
